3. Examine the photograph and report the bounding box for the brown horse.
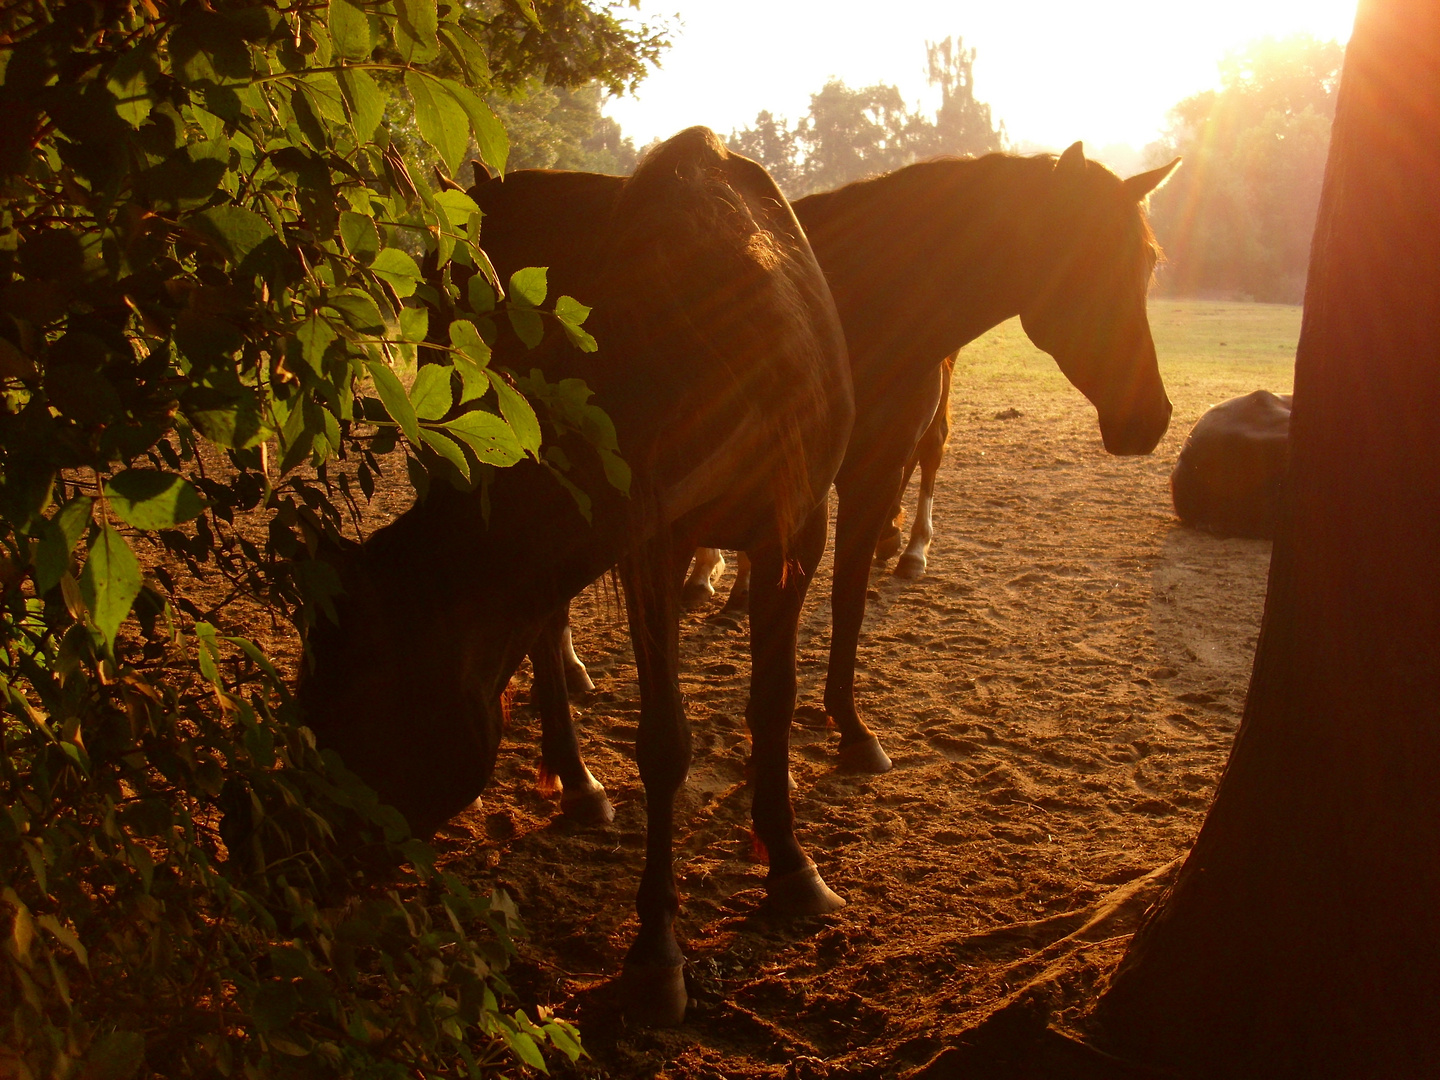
[299,128,853,1026]
[872,351,956,579]
[535,143,1176,780]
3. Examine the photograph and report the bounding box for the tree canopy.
[728,36,1004,197]
[1146,34,1345,303]
[0,1,661,1076]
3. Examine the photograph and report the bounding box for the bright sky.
[605,1,1358,162]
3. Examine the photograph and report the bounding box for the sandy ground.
[410,316,1286,1079]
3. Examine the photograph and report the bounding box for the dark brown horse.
[299,128,853,1026]
[532,143,1176,780]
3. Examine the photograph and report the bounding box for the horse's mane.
[801,151,1162,251]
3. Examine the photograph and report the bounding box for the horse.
[299,128,854,1026]
[681,352,951,612]
[1170,389,1292,538]
[531,143,1176,782]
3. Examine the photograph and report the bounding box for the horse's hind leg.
[530,605,613,825]
[559,614,594,693]
[894,454,939,579]
[723,550,752,613]
[748,503,846,915]
[617,542,692,1026]
[682,547,726,610]
[874,461,915,566]
[896,353,952,580]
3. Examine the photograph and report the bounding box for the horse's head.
[1020,143,1178,455]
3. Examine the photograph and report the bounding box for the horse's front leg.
[748,503,846,914]
[529,603,614,824]
[617,541,692,1026]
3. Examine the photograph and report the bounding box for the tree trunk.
[1090,1,1440,1075]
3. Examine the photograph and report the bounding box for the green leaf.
[188,206,278,267]
[438,24,492,87]
[417,427,471,482]
[104,470,205,530]
[507,307,544,349]
[297,314,338,373]
[189,392,274,449]
[367,359,421,446]
[555,294,598,351]
[600,448,632,495]
[340,211,380,264]
[504,1029,546,1072]
[329,0,375,61]
[107,48,155,129]
[405,72,468,175]
[34,496,93,594]
[337,67,385,142]
[371,248,422,298]
[300,72,348,126]
[195,621,222,684]
[509,267,548,308]
[466,275,496,315]
[448,319,491,369]
[393,0,440,64]
[442,409,523,467]
[440,79,509,176]
[399,306,429,344]
[410,364,453,421]
[486,371,540,457]
[79,524,142,649]
[326,290,387,334]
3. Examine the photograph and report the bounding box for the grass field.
[953,298,1301,434]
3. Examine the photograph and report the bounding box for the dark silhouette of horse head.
[1020,141,1179,455]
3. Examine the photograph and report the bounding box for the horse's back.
[591,128,852,548]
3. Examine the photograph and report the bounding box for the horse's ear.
[1123,157,1181,200]
[1055,141,1086,180]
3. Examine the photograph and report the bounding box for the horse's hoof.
[681,581,715,611]
[838,735,893,773]
[560,786,615,826]
[767,860,846,915]
[874,530,903,565]
[620,961,688,1026]
[722,589,749,614]
[893,553,927,580]
[564,662,595,695]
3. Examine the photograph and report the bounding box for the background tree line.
[1146,34,1345,303]
[727,37,1005,197]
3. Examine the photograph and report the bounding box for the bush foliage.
[0,0,659,1075]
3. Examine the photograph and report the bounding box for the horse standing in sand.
[300,129,853,1025]
[523,143,1176,791]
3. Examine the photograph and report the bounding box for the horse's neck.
[796,157,1046,371]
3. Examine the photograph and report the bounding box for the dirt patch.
[403,364,1275,1078]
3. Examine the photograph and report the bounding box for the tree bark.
[1090,1,1440,1075]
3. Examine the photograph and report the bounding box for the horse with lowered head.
[299,128,853,1026]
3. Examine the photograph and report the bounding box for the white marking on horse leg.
[561,624,595,693]
[684,548,726,597]
[896,482,935,579]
